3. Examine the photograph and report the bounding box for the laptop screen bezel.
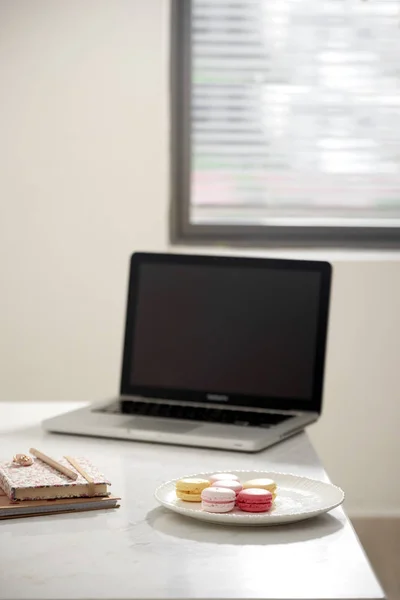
[120,253,332,414]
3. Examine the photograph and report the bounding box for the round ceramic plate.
[155,470,344,526]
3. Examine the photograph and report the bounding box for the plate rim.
[154,469,345,523]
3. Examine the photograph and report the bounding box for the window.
[171,0,400,247]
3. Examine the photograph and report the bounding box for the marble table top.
[0,402,383,600]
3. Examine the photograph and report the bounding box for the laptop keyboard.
[98,400,293,429]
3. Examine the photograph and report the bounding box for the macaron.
[201,487,236,513]
[175,478,210,502]
[236,488,273,513]
[242,478,277,499]
[208,473,239,483]
[211,480,242,495]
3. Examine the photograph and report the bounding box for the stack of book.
[0,453,119,520]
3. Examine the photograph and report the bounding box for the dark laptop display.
[121,254,331,413]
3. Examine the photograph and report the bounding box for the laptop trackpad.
[128,417,199,434]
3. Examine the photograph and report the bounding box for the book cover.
[0,457,111,501]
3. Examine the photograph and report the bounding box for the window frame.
[170,0,400,249]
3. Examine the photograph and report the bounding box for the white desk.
[0,402,383,600]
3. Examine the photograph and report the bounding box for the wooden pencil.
[29,448,78,481]
[64,456,95,496]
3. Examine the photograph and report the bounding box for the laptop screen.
[122,254,331,412]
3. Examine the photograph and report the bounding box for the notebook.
[0,457,110,501]
[0,490,120,520]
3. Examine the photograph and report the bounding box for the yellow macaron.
[242,478,277,499]
[175,477,210,502]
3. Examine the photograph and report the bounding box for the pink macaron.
[201,487,236,513]
[236,488,273,513]
[211,480,243,495]
[208,473,239,483]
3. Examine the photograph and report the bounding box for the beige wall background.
[1,0,399,516]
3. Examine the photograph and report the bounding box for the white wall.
[0,0,169,400]
[309,260,400,516]
[1,0,399,516]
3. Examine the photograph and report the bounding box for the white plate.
[155,470,344,526]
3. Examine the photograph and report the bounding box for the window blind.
[190,0,400,228]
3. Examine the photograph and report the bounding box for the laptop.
[43,252,332,452]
